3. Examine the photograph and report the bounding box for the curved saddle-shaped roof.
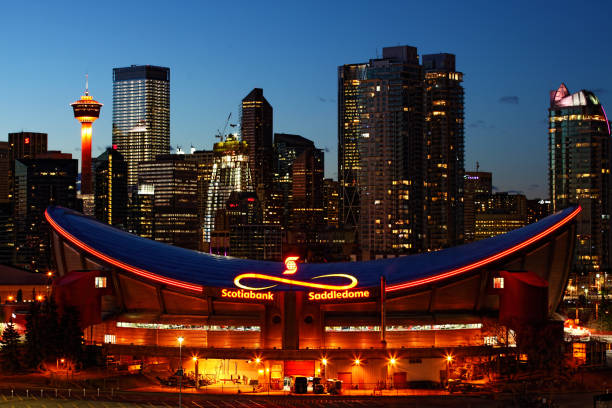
[45,206,580,293]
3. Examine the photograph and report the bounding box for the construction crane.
[215,113,232,140]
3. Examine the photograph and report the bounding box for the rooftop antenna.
[476,161,480,172]
[85,73,89,95]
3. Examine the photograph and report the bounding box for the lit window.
[493,277,504,289]
[104,334,116,344]
[573,343,586,362]
[484,336,498,346]
[95,277,107,288]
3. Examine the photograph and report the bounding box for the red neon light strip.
[45,210,203,292]
[386,206,581,292]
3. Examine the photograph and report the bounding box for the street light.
[178,337,184,408]
[445,354,453,387]
[387,356,397,389]
[192,356,199,389]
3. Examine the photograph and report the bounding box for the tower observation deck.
[71,79,102,196]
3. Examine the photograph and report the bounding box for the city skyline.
[0,0,611,199]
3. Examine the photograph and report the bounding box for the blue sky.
[1,0,610,198]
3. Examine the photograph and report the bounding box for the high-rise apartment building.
[358,46,425,258]
[185,150,215,249]
[203,135,252,245]
[423,53,465,250]
[138,155,198,250]
[93,148,128,228]
[549,83,612,276]
[463,171,492,242]
[8,132,47,201]
[112,65,170,188]
[338,63,367,229]
[291,147,324,230]
[14,152,78,271]
[274,133,320,229]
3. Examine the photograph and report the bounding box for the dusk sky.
[1,0,610,199]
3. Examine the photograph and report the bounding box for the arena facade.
[46,205,579,387]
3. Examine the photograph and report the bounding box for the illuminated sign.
[308,289,370,301]
[283,256,299,275]
[221,288,274,301]
[233,256,365,298]
[234,273,357,291]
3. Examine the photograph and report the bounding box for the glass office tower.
[203,135,252,245]
[338,63,367,229]
[112,65,170,188]
[549,83,612,282]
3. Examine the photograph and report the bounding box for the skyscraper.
[0,142,12,265]
[338,63,367,229]
[112,65,170,188]
[14,152,78,271]
[358,46,425,258]
[463,171,493,242]
[549,83,612,278]
[241,88,275,222]
[290,147,324,230]
[423,53,465,250]
[274,133,319,228]
[93,147,128,227]
[7,132,47,201]
[203,135,252,246]
[138,155,198,250]
[185,150,215,250]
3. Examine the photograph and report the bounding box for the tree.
[59,306,84,366]
[1,318,21,372]
[24,301,44,368]
[16,289,23,303]
[40,297,61,361]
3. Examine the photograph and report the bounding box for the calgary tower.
[71,76,102,196]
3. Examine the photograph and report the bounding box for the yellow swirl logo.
[233,256,360,292]
[233,273,358,291]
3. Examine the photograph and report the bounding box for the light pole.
[178,336,184,408]
[387,357,396,389]
[445,355,453,387]
[193,356,199,389]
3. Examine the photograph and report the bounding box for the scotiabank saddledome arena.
[46,206,579,386]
